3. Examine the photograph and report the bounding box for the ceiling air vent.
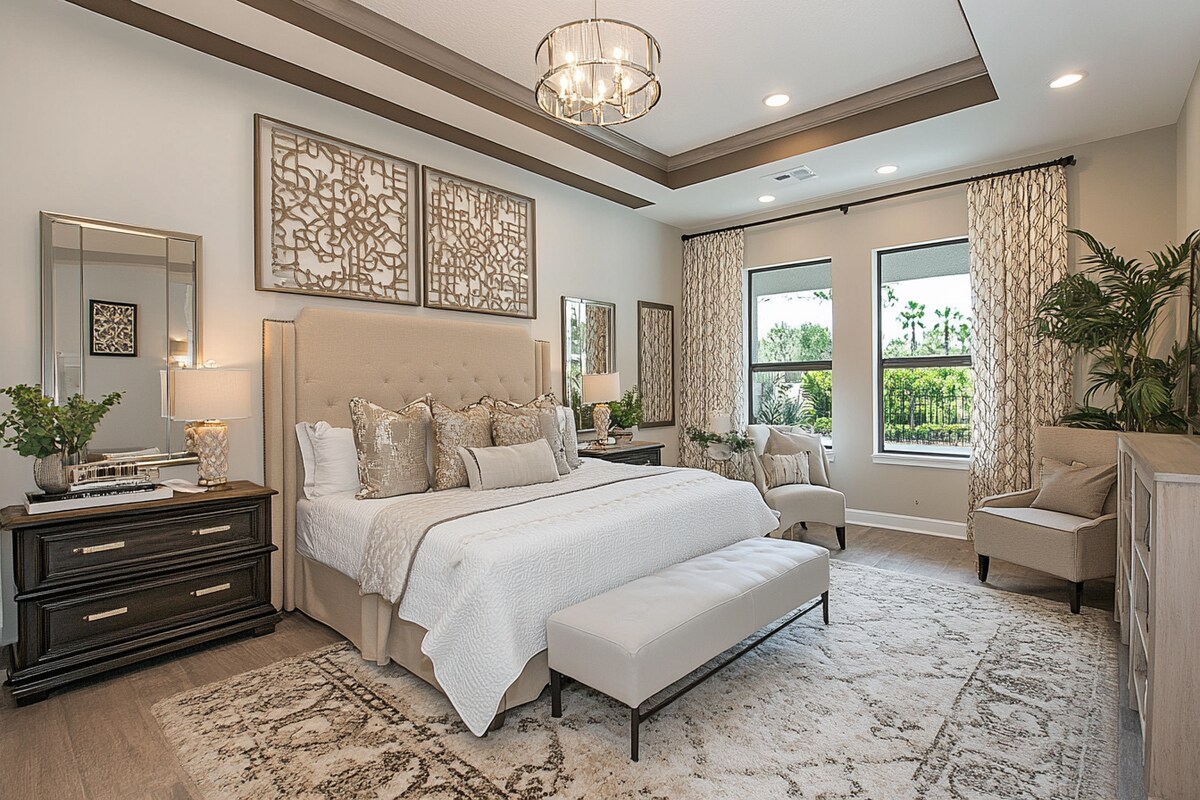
[764,165,817,184]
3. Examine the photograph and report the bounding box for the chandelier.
[535,4,661,127]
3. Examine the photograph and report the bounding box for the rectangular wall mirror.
[41,212,202,463]
[561,296,615,432]
[638,301,675,428]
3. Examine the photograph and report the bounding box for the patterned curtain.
[680,230,746,478]
[966,165,1073,537]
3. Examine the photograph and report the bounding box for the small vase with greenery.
[1034,229,1199,432]
[608,386,644,440]
[0,384,123,493]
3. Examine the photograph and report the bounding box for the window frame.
[746,258,834,441]
[873,237,972,460]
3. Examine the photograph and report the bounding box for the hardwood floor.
[1,524,1131,800]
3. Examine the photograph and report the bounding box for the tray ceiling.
[352,0,980,156]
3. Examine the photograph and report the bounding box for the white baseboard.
[845,508,967,540]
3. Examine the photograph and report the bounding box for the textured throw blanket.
[358,461,778,736]
[358,464,683,603]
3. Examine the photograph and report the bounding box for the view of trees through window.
[748,261,833,444]
[877,239,973,456]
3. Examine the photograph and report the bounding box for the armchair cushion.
[764,483,846,530]
[974,508,1117,582]
[977,506,1095,533]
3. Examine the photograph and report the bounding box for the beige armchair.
[746,425,846,550]
[973,426,1119,613]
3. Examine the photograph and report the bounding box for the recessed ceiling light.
[758,194,776,203]
[875,165,899,175]
[1049,72,1086,89]
[763,93,790,108]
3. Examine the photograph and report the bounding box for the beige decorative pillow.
[760,452,811,490]
[558,406,582,469]
[348,397,431,499]
[763,428,829,487]
[458,440,560,491]
[483,394,574,473]
[492,405,570,475]
[431,401,494,490]
[1031,457,1117,518]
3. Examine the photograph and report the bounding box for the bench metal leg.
[822,590,829,625]
[550,669,562,718]
[630,706,640,762]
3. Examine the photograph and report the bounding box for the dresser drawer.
[24,503,264,591]
[22,556,269,666]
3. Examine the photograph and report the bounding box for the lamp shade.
[582,371,621,404]
[165,367,252,421]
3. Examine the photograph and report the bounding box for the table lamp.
[582,371,621,446]
[165,367,252,486]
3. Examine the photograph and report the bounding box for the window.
[876,239,973,457]
[747,260,833,445]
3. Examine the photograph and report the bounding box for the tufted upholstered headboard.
[263,307,551,608]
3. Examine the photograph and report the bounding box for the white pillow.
[295,422,359,499]
[457,440,561,491]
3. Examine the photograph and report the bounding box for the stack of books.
[24,476,174,515]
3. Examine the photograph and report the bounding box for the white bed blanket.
[370,462,777,735]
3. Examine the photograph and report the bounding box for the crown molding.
[64,0,654,208]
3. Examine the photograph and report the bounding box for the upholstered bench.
[546,537,830,761]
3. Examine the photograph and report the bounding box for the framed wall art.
[254,115,420,305]
[637,301,675,427]
[422,167,536,319]
[89,299,138,357]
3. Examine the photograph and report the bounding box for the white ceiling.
[128,0,1200,230]
[353,0,980,156]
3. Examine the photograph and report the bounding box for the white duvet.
[299,461,777,736]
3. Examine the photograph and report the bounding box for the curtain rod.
[681,154,1077,242]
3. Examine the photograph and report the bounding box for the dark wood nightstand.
[579,440,665,467]
[2,480,280,704]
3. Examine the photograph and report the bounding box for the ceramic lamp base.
[592,403,612,448]
[185,420,230,486]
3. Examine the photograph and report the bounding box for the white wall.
[743,126,1178,524]
[0,0,684,506]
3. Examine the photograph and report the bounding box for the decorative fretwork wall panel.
[422,167,536,319]
[254,116,420,305]
[638,301,675,428]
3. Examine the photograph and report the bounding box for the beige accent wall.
[743,126,1178,524]
[1179,60,1200,238]
[0,0,684,504]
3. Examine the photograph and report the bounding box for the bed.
[263,307,776,735]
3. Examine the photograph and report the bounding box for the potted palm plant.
[1035,229,1200,431]
[0,384,123,493]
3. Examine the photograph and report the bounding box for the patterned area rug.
[153,561,1117,799]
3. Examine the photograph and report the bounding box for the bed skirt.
[293,555,550,718]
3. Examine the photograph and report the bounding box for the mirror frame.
[39,211,204,468]
[561,295,616,433]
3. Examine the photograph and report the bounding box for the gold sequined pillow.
[492,405,570,475]
[431,401,494,490]
[348,397,431,499]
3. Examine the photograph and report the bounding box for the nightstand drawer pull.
[191,524,232,536]
[190,582,231,597]
[72,541,126,555]
[83,606,128,622]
